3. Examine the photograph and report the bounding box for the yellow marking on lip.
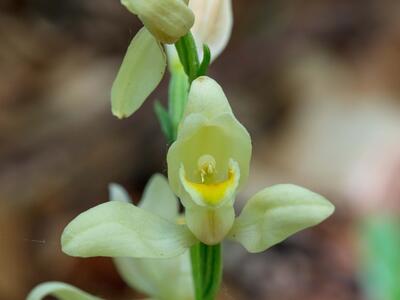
[183,169,235,206]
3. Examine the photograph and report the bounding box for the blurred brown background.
[1,0,400,299]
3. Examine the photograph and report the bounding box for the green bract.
[121,0,194,44]
[111,27,166,119]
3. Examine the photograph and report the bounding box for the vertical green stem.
[175,32,200,83]
[167,32,221,300]
[190,242,222,300]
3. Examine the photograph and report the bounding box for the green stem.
[190,242,222,300]
[170,33,221,300]
[175,32,200,83]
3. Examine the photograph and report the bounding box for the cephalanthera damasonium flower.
[167,76,335,246]
[28,77,334,300]
[59,76,334,258]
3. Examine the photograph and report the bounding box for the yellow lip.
[180,159,240,206]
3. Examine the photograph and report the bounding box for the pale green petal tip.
[140,173,179,221]
[61,201,194,259]
[27,282,102,300]
[109,183,132,203]
[185,76,233,119]
[111,109,128,120]
[229,184,334,253]
[186,205,235,245]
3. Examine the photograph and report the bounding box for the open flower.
[30,76,334,299]
[167,76,251,244]
[59,75,333,261]
[28,175,193,300]
[167,76,335,248]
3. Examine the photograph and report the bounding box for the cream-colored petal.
[139,174,179,222]
[121,0,194,44]
[183,76,233,119]
[185,204,235,245]
[61,201,195,258]
[114,251,193,300]
[111,27,166,119]
[27,282,102,300]
[189,0,233,61]
[228,184,335,253]
[110,178,193,300]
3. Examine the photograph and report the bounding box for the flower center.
[180,158,240,207]
[197,154,217,183]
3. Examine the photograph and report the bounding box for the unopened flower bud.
[122,0,195,44]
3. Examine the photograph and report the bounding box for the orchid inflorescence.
[27,1,334,300]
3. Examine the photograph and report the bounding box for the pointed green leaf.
[228,184,334,253]
[111,27,166,119]
[196,44,211,77]
[27,282,102,300]
[139,174,179,222]
[61,201,195,258]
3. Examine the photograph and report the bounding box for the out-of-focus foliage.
[359,218,400,300]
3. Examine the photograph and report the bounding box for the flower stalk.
[171,31,222,300]
[190,242,222,300]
